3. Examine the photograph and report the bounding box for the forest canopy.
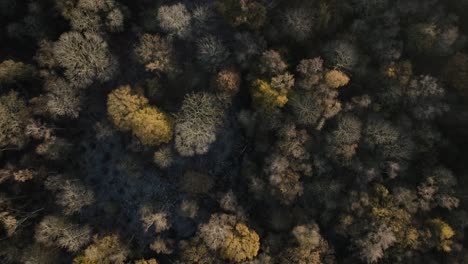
[1,0,468,263]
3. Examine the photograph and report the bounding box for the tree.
[179,170,214,195]
[31,78,81,119]
[157,3,191,38]
[445,52,468,98]
[174,93,225,156]
[0,60,35,84]
[196,35,230,72]
[426,218,455,252]
[153,146,174,169]
[130,106,173,146]
[323,40,359,70]
[406,23,437,55]
[45,175,95,215]
[35,215,91,252]
[215,0,266,30]
[404,75,448,120]
[295,57,323,90]
[199,213,260,262]
[356,224,397,263]
[265,125,312,204]
[214,68,241,95]
[107,85,172,146]
[324,69,350,88]
[280,6,315,42]
[280,223,332,264]
[53,31,118,88]
[56,0,125,33]
[135,34,177,75]
[251,79,289,111]
[74,234,129,264]
[258,50,288,77]
[363,117,414,161]
[0,91,31,149]
[140,207,170,233]
[325,114,362,163]
[107,85,148,131]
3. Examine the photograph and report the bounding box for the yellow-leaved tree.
[107,85,173,146]
[107,85,148,131]
[131,106,173,146]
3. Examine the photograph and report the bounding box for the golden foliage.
[73,234,129,264]
[130,106,173,146]
[107,85,173,146]
[324,70,350,88]
[107,85,148,131]
[135,259,158,264]
[251,79,288,111]
[219,223,260,262]
[426,218,455,252]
